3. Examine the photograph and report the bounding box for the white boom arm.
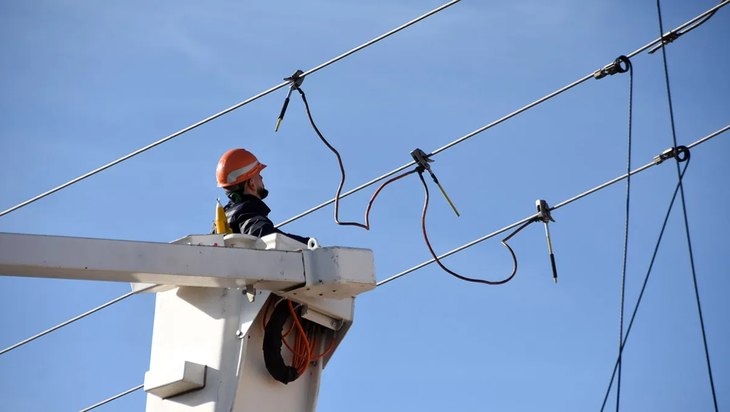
[0,231,376,412]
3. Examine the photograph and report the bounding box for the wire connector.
[535,199,555,224]
[410,148,434,175]
[411,148,460,217]
[593,55,631,80]
[536,199,558,283]
[648,30,680,54]
[275,69,305,132]
[653,145,690,164]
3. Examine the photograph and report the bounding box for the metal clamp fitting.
[653,145,690,164]
[648,31,680,55]
[535,199,555,224]
[535,199,558,283]
[284,69,305,89]
[410,148,434,174]
[275,70,305,132]
[594,55,631,80]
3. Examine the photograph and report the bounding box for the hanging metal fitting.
[411,148,460,217]
[410,148,434,175]
[653,145,690,164]
[593,55,631,80]
[648,31,680,55]
[275,69,305,132]
[284,69,305,89]
[535,199,558,283]
[535,199,555,224]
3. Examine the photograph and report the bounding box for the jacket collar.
[227,193,271,216]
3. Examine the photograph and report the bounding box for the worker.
[211,148,310,245]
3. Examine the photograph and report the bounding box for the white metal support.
[0,231,376,412]
[0,232,305,290]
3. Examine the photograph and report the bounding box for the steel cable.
[0,1,463,218]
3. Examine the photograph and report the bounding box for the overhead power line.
[0,0,462,218]
[0,284,156,357]
[4,124,727,412]
[275,0,729,229]
[4,125,727,358]
[376,124,729,287]
[78,384,144,412]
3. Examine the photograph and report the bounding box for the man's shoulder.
[225,197,271,220]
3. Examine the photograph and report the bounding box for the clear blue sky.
[1,1,728,411]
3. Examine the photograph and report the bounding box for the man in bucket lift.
[211,148,310,245]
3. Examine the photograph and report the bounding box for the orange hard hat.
[216,148,267,188]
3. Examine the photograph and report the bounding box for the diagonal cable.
[600,159,690,412]
[655,1,718,409]
[616,58,633,412]
[78,384,144,412]
[0,284,156,356]
[0,0,463,218]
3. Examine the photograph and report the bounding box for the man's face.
[249,174,268,200]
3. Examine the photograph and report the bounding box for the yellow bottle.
[215,198,232,234]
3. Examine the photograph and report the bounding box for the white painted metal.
[0,231,375,411]
[0,232,305,290]
[263,233,309,250]
[132,234,267,294]
[144,286,247,412]
[300,246,376,299]
[144,361,207,399]
[229,294,325,412]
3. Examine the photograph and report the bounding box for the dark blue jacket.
[210,194,310,245]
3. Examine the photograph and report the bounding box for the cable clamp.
[284,69,305,89]
[275,69,305,132]
[411,148,460,217]
[536,199,558,283]
[593,55,631,80]
[535,199,555,224]
[648,31,680,55]
[653,145,690,164]
[410,148,434,175]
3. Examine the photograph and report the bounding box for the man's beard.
[257,187,269,200]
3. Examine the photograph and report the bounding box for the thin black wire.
[600,160,690,412]
[615,59,633,412]
[656,1,718,410]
